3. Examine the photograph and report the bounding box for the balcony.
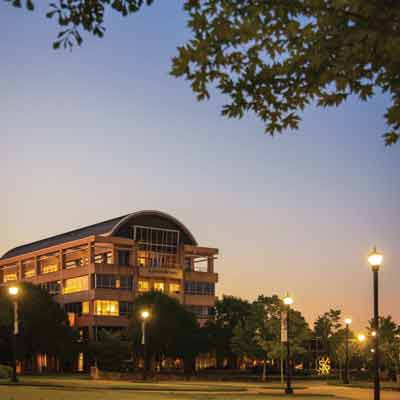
[138,265,183,280]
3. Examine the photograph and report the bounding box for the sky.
[1,1,399,332]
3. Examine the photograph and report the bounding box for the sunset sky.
[1,1,399,331]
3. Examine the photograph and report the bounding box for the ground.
[0,376,399,400]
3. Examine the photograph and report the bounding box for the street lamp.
[8,286,19,383]
[283,294,294,395]
[368,247,383,400]
[140,309,151,380]
[343,318,352,384]
[357,333,366,343]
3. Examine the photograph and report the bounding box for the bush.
[0,365,12,379]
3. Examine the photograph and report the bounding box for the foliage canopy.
[6,0,400,145]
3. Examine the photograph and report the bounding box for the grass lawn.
[0,376,341,400]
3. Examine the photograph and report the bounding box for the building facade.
[0,210,218,345]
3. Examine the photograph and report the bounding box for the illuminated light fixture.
[371,330,377,337]
[344,318,352,325]
[358,333,366,342]
[141,310,150,320]
[368,247,383,270]
[283,294,294,306]
[8,286,19,296]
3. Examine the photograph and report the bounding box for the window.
[94,300,119,316]
[184,281,215,296]
[119,301,133,317]
[64,245,88,269]
[40,281,61,295]
[22,260,36,278]
[82,301,90,314]
[64,276,89,294]
[169,282,181,294]
[94,274,116,289]
[117,250,130,266]
[93,245,113,264]
[132,225,179,268]
[39,253,59,274]
[3,267,18,283]
[93,274,133,290]
[184,257,193,271]
[138,280,149,293]
[154,281,164,292]
[119,276,133,290]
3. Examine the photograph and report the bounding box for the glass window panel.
[64,276,89,294]
[94,300,119,316]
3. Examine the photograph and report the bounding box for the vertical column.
[112,244,116,265]
[35,256,40,276]
[17,260,22,281]
[87,241,93,265]
[207,256,214,273]
[59,249,64,271]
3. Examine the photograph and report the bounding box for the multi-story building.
[0,210,218,345]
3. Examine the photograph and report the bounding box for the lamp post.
[283,294,294,395]
[8,286,19,383]
[343,318,352,384]
[368,247,383,400]
[140,309,151,380]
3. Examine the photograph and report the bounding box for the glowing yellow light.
[344,318,352,325]
[358,333,366,342]
[371,331,377,337]
[8,286,19,296]
[141,310,150,320]
[283,294,293,306]
[368,247,383,268]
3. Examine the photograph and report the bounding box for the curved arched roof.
[1,210,197,260]
[109,210,198,246]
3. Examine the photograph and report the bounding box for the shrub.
[0,364,12,379]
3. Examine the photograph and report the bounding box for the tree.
[368,315,400,380]
[6,0,400,145]
[313,309,342,360]
[88,330,130,371]
[128,291,207,376]
[205,295,251,368]
[232,295,311,379]
[0,283,78,370]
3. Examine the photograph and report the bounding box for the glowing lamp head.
[344,318,352,326]
[358,333,366,342]
[368,247,383,270]
[283,294,293,306]
[8,286,19,296]
[141,310,150,320]
[371,330,377,337]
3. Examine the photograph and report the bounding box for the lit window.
[64,276,89,294]
[154,281,164,292]
[22,260,36,278]
[138,280,149,293]
[169,283,181,294]
[39,254,59,274]
[77,352,84,372]
[3,272,18,282]
[82,301,90,314]
[94,300,119,316]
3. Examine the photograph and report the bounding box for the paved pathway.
[248,382,400,400]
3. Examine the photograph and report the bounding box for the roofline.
[109,210,198,245]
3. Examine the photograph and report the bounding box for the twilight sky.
[1,2,399,331]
